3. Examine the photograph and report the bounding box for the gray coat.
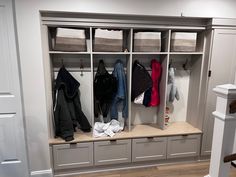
[167,67,180,103]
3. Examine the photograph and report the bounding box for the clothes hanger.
[61,59,65,68]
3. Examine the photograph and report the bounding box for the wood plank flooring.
[73,162,236,177]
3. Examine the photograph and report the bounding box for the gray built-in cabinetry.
[201,28,236,155]
[41,13,236,176]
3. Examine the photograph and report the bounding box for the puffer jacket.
[54,66,91,141]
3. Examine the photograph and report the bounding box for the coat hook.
[61,59,64,67]
[183,58,188,70]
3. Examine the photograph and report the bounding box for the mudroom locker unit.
[40,13,236,176]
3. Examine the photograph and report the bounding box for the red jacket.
[149,59,162,106]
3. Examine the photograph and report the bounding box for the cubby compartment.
[131,54,168,129]
[92,53,131,128]
[48,27,91,52]
[170,30,205,53]
[166,54,203,129]
[51,54,93,126]
[133,29,169,53]
[92,28,131,52]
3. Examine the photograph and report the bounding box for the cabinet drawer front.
[53,142,93,170]
[132,137,167,162]
[167,135,201,159]
[94,139,131,166]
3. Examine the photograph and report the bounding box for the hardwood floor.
[74,162,236,177]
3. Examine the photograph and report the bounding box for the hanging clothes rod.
[53,67,129,72]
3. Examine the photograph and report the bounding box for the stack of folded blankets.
[54,28,87,52]
[171,32,197,52]
[94,29,123,52]
[133,32,161,52]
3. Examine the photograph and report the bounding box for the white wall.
[14,0,236,176]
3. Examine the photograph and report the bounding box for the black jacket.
[94,60,117,118]
[54,66,91,141]
[131,60,152,101]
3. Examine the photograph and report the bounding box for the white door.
[0,0,28,176]
[201,29,236,155]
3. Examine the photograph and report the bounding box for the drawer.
[53,142,93,170]
[167,134,201,159]
[132,137,167,162]
[94,139,131,166]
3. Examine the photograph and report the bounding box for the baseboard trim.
[30,169,53,177]
[54,157,209,177]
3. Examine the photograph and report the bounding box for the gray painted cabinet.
[132,137,167,162]
[53,142,93,170]
[94,139,131,166]
[201,29,236,156]
[167,135,201,159]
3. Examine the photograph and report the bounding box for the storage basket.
[134,32,161,52]
[170,32,197,52]
[94,29,123,52]
[54,28,87,52]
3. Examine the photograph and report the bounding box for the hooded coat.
[54,66,91,141]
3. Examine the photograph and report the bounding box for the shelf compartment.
[133,29,170,53]
[48,27,91,53]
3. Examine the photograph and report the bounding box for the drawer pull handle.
[147,137,154,140]
[182,134,188,137]
[110,140,117,143]
[70,142,77,145]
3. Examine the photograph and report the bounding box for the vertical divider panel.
[90,27,94,128]
[41,25,54,138]
[157,30,171,129]
[186,32,206,129]
[128,28,133,131]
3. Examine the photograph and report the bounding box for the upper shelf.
[169,52,204,55]
[92,52,131,55]
[49,51,90,54]
[49,51,203,55]
[132,52,168,55]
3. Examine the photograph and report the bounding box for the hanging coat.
[94,60,117,118]
[167,67,180,103]
[149,59,162,106]
[131,60,152,101]
[110,60,128,120]
[54,66,91,141]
